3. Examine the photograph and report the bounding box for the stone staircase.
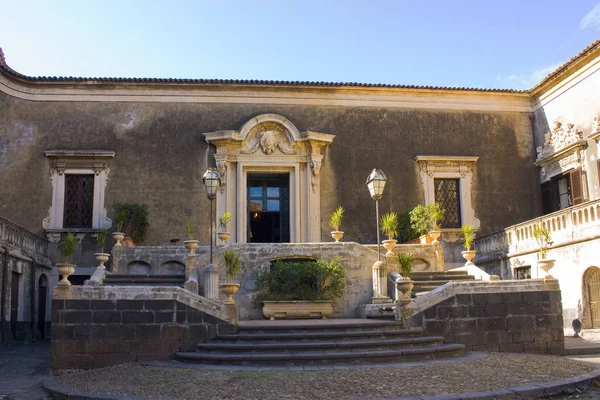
[175,319,465,366]
[412,270,475,296]
[103,273,185,286]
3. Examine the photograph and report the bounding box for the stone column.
[204,264,220,300]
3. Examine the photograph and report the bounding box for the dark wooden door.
[10,272,19,339]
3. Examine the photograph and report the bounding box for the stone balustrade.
[475,198,600,261]
[0,216,48,258]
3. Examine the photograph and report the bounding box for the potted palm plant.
[112,203,149,246]
[396,252,414,300]
[217,212,232,245]
[254,258,346,320]
[329,206,345,242]
[112,209,128,246]
[220,250,241,304]
[183,219,199,255]
[461,224,476,265]
[533,224,555,277]
[428,203,445,244]
[95,227,110,268]
[56,232,77,286]
[380,212,399,256]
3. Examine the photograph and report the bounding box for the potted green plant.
[217,212,232,245]
[461,224,477,265]
[220,250,241,304]
[254,258,346,320]
[95,227,110,267]
[380,212,399,256]
[329,206,345,242]
[395,252,414,300]
[56,232,77,286]
[112,203,149,246]
[112,209,128,246]
[533,224,555,277]
[409,203,445,244]
[183,219,199,255]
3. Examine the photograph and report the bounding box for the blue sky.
[1,0,599,90]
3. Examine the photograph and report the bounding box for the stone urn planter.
[112,232,125,246]
[219,282,240,305]
[395,277,414,301]
[418,234,433,244]
[183,240,199,256]
[331,231,344,242]
[262,301,334,320]
[56,263,75,286]
[217,232,231,245]
[94,253,110,268]
[537,259,556,278]
[462,250,477,266]
[382,239,397,257]
[121,236,135,247]
[429,230,442,244]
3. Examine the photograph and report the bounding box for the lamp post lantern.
[203,168,221,264]
[366,169,387,261]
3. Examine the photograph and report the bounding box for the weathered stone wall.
[0,89,536,255]
[411,284,564,354]
[50,298,235,370]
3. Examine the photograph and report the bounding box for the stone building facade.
[1,40,600,334]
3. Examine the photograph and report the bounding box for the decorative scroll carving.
[216,159,227,188]
[536,121,584,161]
[309,160,321,193]
[593,115,600,135]
[241,130,297,155]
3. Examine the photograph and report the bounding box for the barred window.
[63,174,94,228]
[434,178,461,228]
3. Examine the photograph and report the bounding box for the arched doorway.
[583,267,600,329]
[38,274,48,339]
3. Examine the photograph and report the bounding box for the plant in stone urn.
[56,232,77,286]
[220,250,241,304]
[329,206,345,242]
[461,224,477,266]
[396,252,414,300]
[111,209,128,247]
[217,212,232,245]
[183,219,199,255]
[380,212,399,257]
[409,203,445,244]
[95,227,110,268]
[534,224,555,277]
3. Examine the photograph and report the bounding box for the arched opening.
[582,267,600,329]
[38,274,48,339]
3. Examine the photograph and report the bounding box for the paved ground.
[0,341,51,400]
[3,340,600,399]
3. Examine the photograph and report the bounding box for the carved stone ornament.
[536,120,584,162]
[241,130,297,155]
[589,115,600,143]
[216,159,227,187]
[309,160,321,193]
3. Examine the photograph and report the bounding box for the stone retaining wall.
[410,280,564,354]
[50,286,235,370]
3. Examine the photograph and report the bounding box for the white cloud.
[496,63,562,89]
[580,3,600,30]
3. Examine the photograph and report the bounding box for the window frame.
[43,150,114,232]
[415,155,480,230]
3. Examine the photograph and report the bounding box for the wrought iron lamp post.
[203,168,221,264]
[366,169,387,261]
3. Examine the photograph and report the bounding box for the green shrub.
[380,212,399,240]
[329,206,344,231]
[397,210,420,243]
[221,250,241,281]
[112,203,149,243]
[396,252,414,278]
[533,224,552,259]
[253,258,346,302]
[409,203,445,236]
[96,227,109,253]
[60,232,77,264]
[219,212,232,230]
[461,224,475,250]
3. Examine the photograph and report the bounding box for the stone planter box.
[262,300,334,320]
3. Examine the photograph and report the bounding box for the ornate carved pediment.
[536,121,584,162]
[241,127,297,155]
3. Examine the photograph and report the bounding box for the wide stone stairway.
[103,273,185,286]
[175,319,465,366]
[412,270,475,296]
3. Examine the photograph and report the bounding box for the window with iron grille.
[434,178,461,228]
[63,174,94,228]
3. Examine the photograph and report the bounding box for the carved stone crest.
[241,130,297,155]
[536,120,584,161]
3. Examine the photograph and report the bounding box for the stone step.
[175,343,466,365]
[411,275,475,282]
[199,336,445,352]
[216,328,426,343]
[412,280,473,287]
[237,320,409,334]
[103,274,185,286]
